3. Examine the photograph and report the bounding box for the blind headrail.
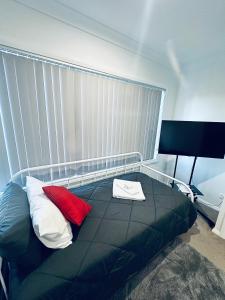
[0,44,166,92]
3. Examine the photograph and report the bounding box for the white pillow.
[26,176,73,249]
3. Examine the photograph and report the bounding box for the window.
[0,48,164,189]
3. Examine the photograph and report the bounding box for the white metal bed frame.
[0,257,7,300]
[11,152,194,202]
[1,152,194,300]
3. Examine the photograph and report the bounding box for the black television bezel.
[158,120,225,159]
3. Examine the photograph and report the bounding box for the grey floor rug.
[111,239,225,300]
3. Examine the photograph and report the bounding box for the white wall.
[173,54,225,204]
[0,0,179,120]
[174,55,225,122]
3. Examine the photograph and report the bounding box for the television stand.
[174,183,203,201]
[189,156,197,185]
[173,183,203,195]
[189,184,203,196]
[172,155,201,189]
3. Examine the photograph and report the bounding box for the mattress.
[16,172,197,300]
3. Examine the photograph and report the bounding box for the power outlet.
[219,193,224,201]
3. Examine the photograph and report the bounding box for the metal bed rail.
[11,152,143,187]
[11,151,194,202]
[141,163,194,203]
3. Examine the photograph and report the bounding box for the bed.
[1,153,197,300]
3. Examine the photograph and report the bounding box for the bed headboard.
[11,152,143,189]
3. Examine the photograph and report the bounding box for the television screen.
[158,121,225,159]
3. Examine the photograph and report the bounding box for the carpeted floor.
[181,215,225,272]
[111,239,225,300]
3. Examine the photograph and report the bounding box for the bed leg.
[0,258,8,300]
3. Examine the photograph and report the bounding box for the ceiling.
[16,0,225,67]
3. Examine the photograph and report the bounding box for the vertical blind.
[0,51,163,189]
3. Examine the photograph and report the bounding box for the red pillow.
[43,186,92,226]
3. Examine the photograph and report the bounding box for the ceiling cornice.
[14,0,171,69]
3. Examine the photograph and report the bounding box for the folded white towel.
[113,179,145,201]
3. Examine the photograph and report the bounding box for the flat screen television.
[158,120,225,159]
